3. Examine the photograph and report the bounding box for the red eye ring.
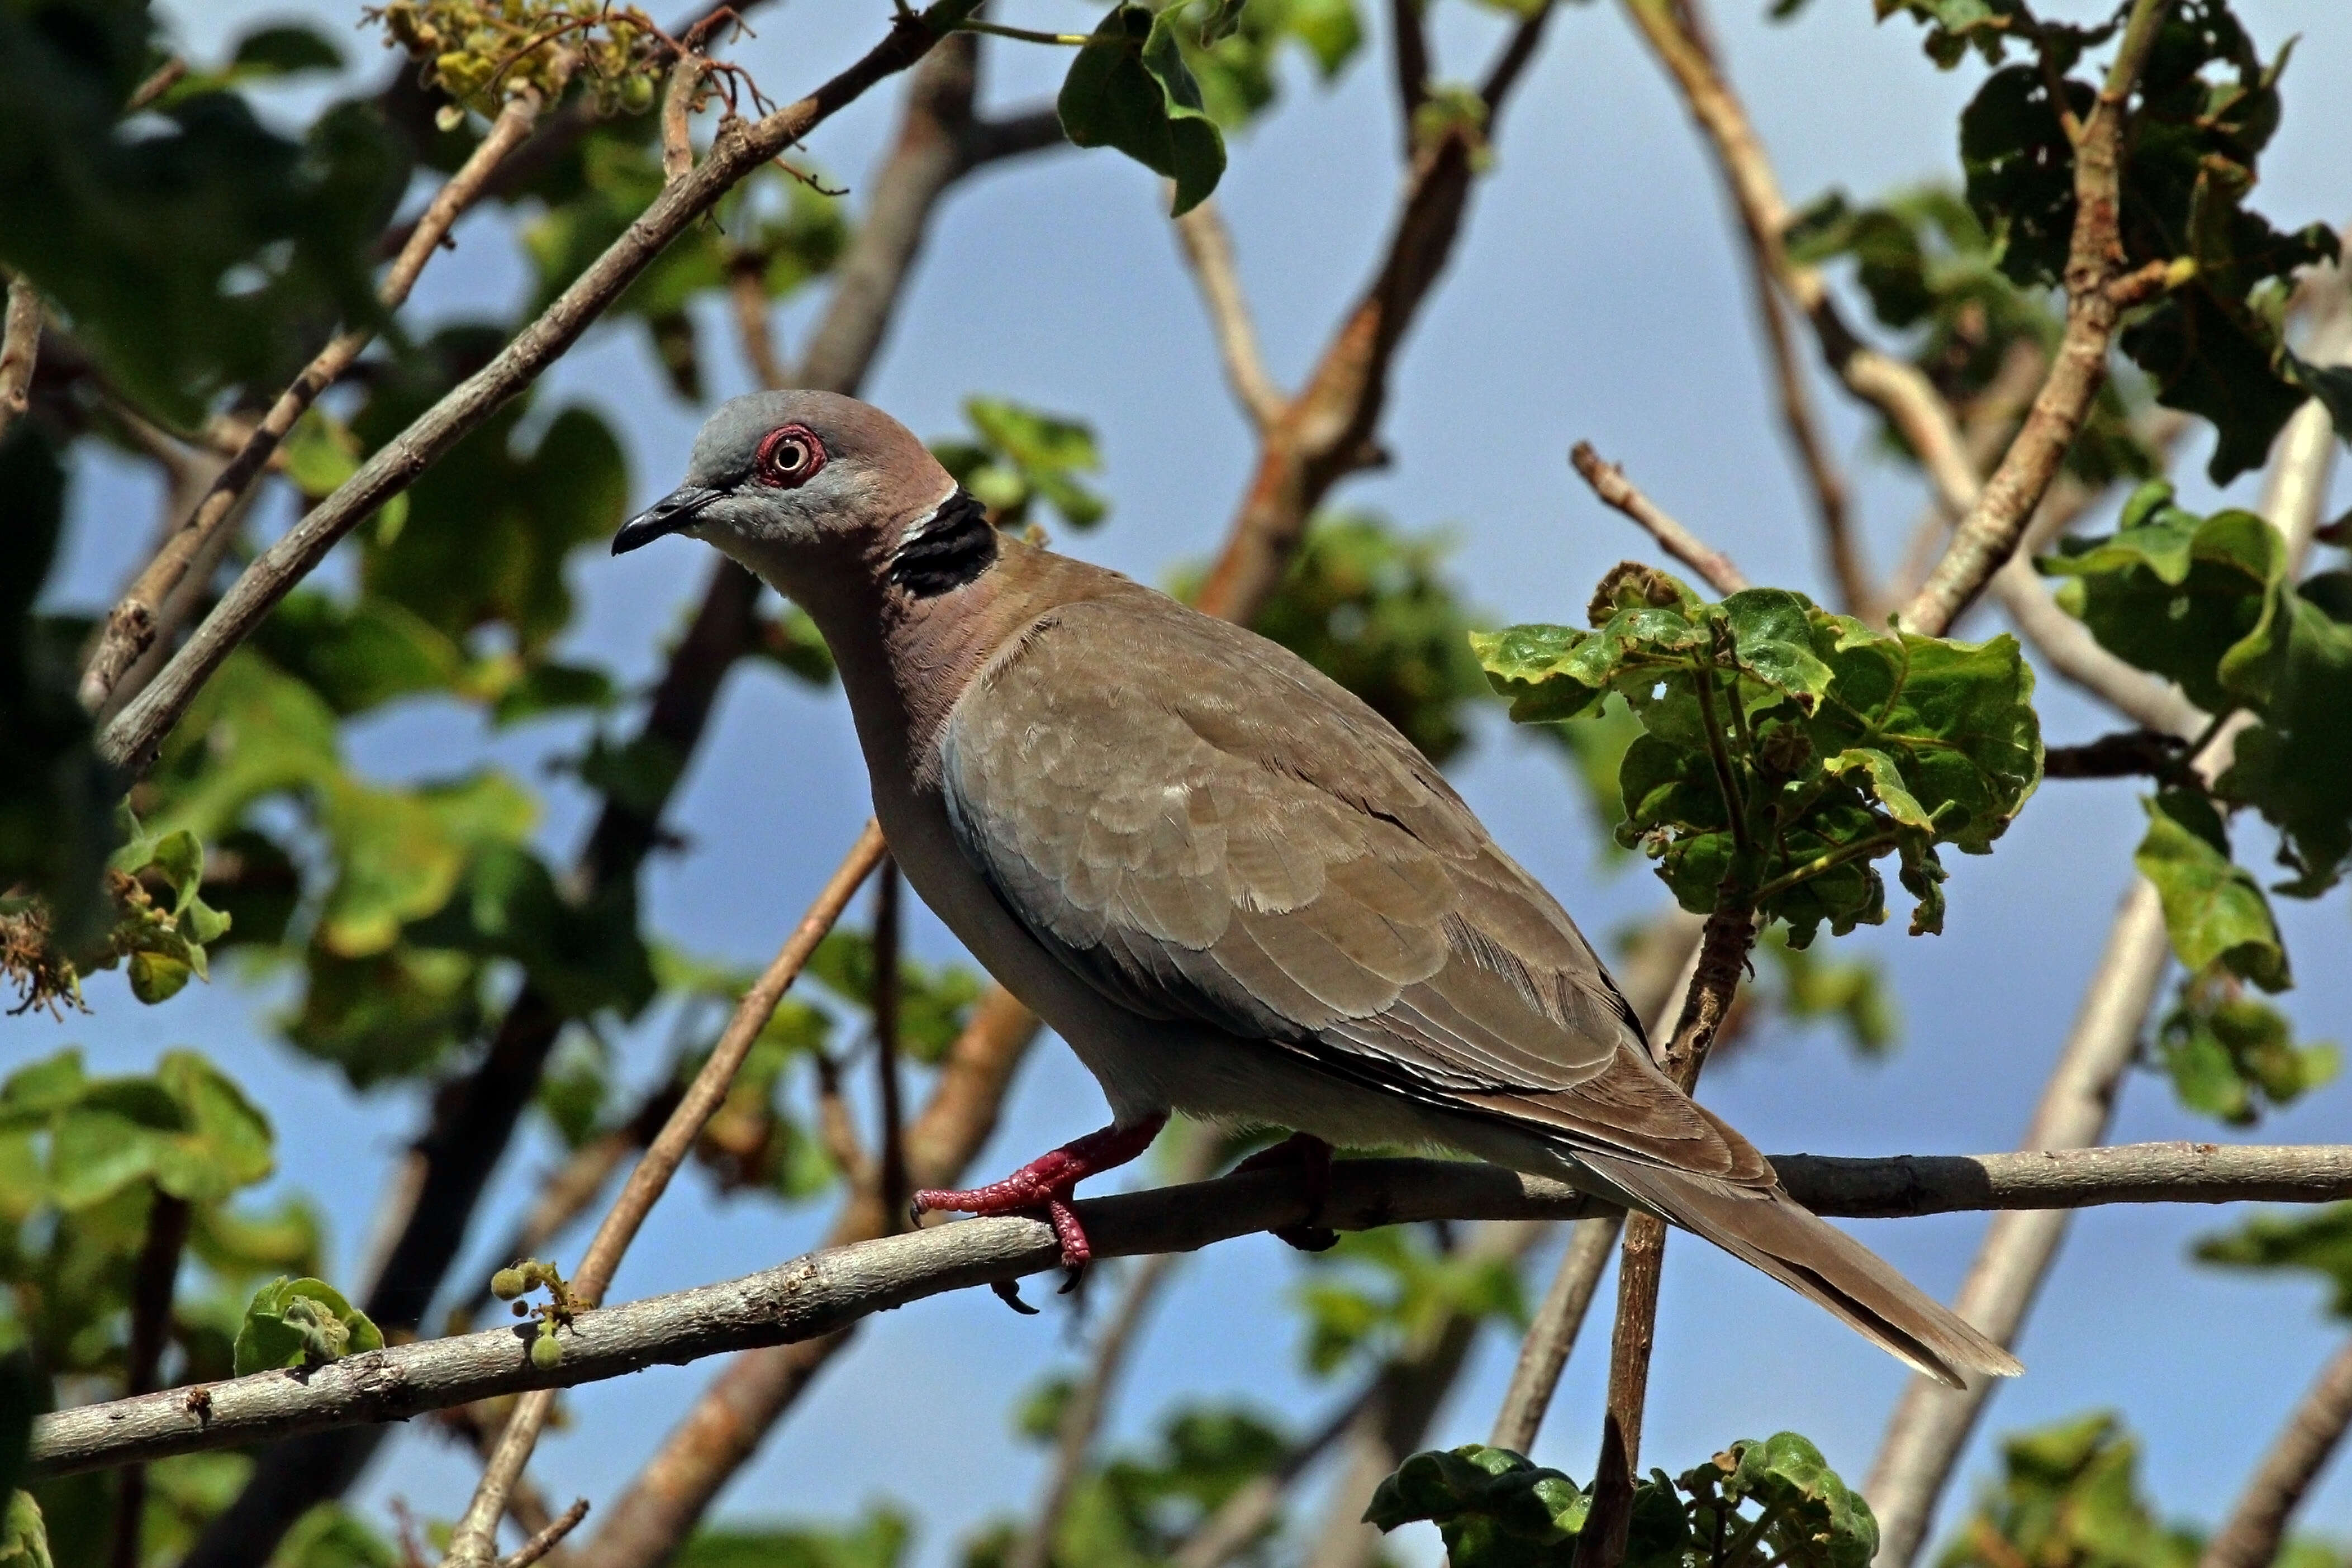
[755,424,825,488]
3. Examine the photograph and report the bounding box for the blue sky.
[18,0,2352,1561]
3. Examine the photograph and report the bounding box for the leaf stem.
[955,19,1093,44]
[1753,827,1904,904]
[1692,656,1755,859]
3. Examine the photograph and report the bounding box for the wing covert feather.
[939,591,1766,1184]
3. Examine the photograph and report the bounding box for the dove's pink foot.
[913,1113,1168,1268]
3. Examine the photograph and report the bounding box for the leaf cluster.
[1936,1413,2197,1568]
[2037,483,2352,1040]
[1365,1432,1879,1568]
[932,398,1110,534]
[971,1398,1293,1568]
[1475,566,2042,943]
[1878,0,2345,483]
[372,0,666,121]
[0,7,400,424]
[1785,185,2154,487]
[2151,968,2335,1127]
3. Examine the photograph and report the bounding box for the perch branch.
[31,1142,2352,1480]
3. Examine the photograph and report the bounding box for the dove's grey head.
[611,391,959,573]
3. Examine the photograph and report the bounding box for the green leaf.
[233,1277,383,1376]
[0,1490,50,1568]
[2154,972,2336,1126]
[2218,575,2352,895]
[1059,3,1229,215]
[1480,572,2038,942]
[2195,1205,2352,1320]
[1709,1432,1879,1568]
[1940,1415,2196,1568]
[1364,1445,1587,1568]
[932,397,1110,533]
[2133,790,2288,990]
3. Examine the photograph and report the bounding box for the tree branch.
[1488,1215,1623,1455]
[1191,2,1555,624]
[78,78,554,721]
[1571,441,1752,595]
[97,0,985,771]
[2198,1332,2352,1568]
[435,825,887,1566]
[36,1143,2352,1481]
[1903,0,2176,635]
[0,272,40,443]
[1616,0,1983,546]
[1863,271,2340,1567]
[1173,198,1288,431]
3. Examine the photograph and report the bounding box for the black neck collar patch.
[888,488,998,598]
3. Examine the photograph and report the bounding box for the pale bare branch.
[1570,440,1751,595]
[1173,199,1287,431]
[2199,1333,2352,1568]
[32,1142,2352,1481]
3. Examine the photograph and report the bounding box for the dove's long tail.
[1577,1151,2023,1390]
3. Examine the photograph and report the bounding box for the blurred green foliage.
[1366,1432,1878,1568]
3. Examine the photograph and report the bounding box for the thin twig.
[2198,1333,2352,1568]
[1172,199,1287,430]
[1571,441,1751,595]
[872,857,910,1231]
[1588,907,1757,1568]
[125,55,188,111]
[1191,1,1555,624]
[1618,0,1983,540]
[436,824,887,1566]
[1487,1215,1623,1454]
[501,1498,590,1568]
[661,49,709,184]
[31,1141,2352,1480]
[98,0,989,769]
[1389,0,1430,142]
[0,273,41,441]
[78,78,556,720]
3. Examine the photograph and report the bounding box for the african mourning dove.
[612,390,2020,1389]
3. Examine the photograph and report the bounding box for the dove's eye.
[757,425,825,487]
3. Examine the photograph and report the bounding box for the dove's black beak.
[612,484,721,555]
